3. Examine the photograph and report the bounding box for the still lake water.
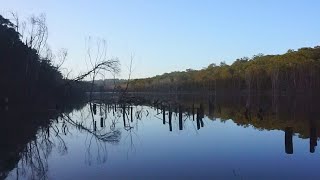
[3,94,320,179]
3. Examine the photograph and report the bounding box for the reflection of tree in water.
[9,102,123,179]
[13,121,65,180]
[6,94,320,179]
[61,103,122,165]
[16,129,50,179]
[122,105,146,158]
[68,102,149,164]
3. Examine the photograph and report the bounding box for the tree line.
[125,46,320,94]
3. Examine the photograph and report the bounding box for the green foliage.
[127,46,320,94]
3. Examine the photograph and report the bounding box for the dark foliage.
[0,15,87,107]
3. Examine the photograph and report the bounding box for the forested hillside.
[0,15,87,106]
[128,47,320,94]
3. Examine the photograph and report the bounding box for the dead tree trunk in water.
[285,127,293,154]
[169,108,172,132]
[196,108,201,130]
[131,106,133,122]
[179,106,183,130]
[122,105,126,127]
[310,127,317,153]
[162,105,166,125]
[192,104,195,121]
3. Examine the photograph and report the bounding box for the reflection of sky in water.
[7,104,320,179]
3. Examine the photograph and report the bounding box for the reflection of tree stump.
[200,119,204,127]
[197,108,201,130]
[169,110,172,132]
[310,127,317,153]
[93,104,97,115]
[192,104,195,121]
[285,127,293,154]
[122,105,126,127]
[131,106,133,122]
[179,106,183,130]
[162,106,166,125]
[100,117,103,127]
[199,104,204,119]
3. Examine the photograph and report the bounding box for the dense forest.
[0,14,119,109]
[0,14,85,107]
[126,46,320,94]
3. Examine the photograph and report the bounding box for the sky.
[1,0,320,79]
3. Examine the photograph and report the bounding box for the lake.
[2,94,320,179]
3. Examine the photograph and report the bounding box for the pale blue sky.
[1,0,320,79]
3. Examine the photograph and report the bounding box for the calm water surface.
[3,95,320,179]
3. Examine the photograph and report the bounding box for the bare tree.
[53,48,70,79]
[9,13,51,82]
[83,37,120,100]
[123,54,134,93]
[10,13,48,55]
[25,14,48,55]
